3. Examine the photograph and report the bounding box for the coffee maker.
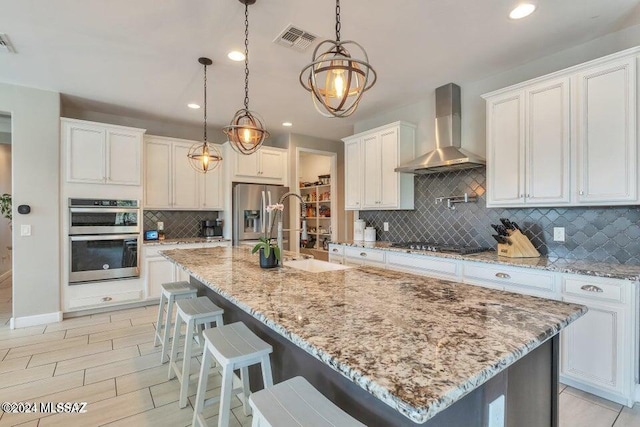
[200,219,223,238]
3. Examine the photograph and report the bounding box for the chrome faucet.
[277,192,307,265]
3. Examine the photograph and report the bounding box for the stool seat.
[249,376,365,427]
[204,322,272,364]
[162,281,196,295]
[176,297,224,320]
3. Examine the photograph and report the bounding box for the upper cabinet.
[231,146,288,185]
[144,135,225,210]
[62,118,145,186]
[343,121,415,210]
[483,48,639,207]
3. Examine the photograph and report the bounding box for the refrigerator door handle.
[261,191,266,234]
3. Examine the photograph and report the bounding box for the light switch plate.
[553,227,565,242]
[157,221,164,231]
[383,222,389,232]
[20,224,31,236]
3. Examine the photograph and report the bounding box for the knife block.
[497,229,541,258]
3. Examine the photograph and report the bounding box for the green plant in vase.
[252,203,284,268]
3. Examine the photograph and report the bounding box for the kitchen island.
[161,246,587,426]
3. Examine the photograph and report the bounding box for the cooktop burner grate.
[390,242,491,255]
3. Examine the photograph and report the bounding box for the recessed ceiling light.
[187,103,201,109]
[282,122,293,127]
[227,51,245,62]
[509,3,536,19]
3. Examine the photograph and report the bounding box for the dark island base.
[192,277,559,427]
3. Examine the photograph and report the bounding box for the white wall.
[0,144,11,277]
[354,23,640,158]
[298,153,331,184]
[0,82,60,320]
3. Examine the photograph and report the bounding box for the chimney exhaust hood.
[395,83,485,174]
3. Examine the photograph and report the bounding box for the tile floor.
[0,275,638,426]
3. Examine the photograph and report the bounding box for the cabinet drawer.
[386,252,458,278]
[328,244,344,256]
[463,262,555,292]
[69,290,143,310]
[344,247,385,263]
[562,276,626,303]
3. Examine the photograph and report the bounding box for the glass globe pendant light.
[299,0,377,118]
[223,0,270,155]
[187,57,223,173]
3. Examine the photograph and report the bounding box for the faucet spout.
[276,192,307,265]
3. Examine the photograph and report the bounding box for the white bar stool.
[169,296,224,408]
[154,281,198,363]
[249,376,365,427]
[192,322,273,427]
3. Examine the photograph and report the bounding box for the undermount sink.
[284,259,352,273]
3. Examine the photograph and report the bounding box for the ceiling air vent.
[273,24,317,52]
[0,34,15,53]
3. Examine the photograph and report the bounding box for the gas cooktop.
[390,242,491,255]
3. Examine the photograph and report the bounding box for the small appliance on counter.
[144,230,159,241]
[354,219,366,241]
[364,226,376,242]
[201,219,224,239]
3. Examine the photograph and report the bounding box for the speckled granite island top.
[161,246,586,424]
[334,241,640,281]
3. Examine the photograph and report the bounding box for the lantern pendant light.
[187,57,223,173]
[223,0,270,155]
[299,0,377,118]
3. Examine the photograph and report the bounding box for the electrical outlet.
[553,227,565,242]
[383,222,389,232]
[488,395,505,427]
[157,221,164,231]
[20,224,31,236]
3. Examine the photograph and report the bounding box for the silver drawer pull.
[332,248,339,252]
[360,252,367,257]
[495,273,511,279]
[581,285,603,293]
[102,297,113,302]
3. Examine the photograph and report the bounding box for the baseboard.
[0,269,11,282]
[10,311,63,329]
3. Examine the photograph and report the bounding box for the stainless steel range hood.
[395,83,485,174]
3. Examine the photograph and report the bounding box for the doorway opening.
[0,113,12,327]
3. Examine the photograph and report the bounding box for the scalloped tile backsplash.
[357,169,640,264]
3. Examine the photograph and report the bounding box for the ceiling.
[0,0,638,142]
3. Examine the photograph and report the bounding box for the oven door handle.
[69,208,140,214]
[70,234,140,242]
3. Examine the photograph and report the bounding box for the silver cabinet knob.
[580,284,603,293]
[495,272,511,279]
[360,252,367,257]
[332,248,338,253]
[102,296,113,302]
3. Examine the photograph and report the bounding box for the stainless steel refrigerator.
[232,183,290,247]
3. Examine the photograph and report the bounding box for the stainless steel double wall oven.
[68,199,140,284]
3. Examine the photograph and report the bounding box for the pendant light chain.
[203,62,208,143]
[335,0,341,42]
[244,1,250,111]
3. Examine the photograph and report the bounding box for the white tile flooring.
[0,275,638,426]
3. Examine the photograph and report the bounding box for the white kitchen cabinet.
[145,255,176,299]
[344,139,362,210]
[576,57,637,203]
[485,78,571,207]
[343,246,386,268]
[144,135,224,210]
[343,121,415,210]
[232,146,287,185]
[484,47,640,207]
[62,118,144,186]
[385,251,460,280]
[559,275,636,406]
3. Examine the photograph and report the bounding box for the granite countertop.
[161,246,586,424]
[142,237,230,246]
[333,241,640,281]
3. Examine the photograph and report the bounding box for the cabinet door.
[144,139,172,208]
[344,138,362,210]
[235,151,260,177]
[486,91,526,206]
[202,162,224,210]
[66,124,105,183]
[560,299,626,396]
[172,143,200,209]
[260,149,285,180]
[362,134,381,208]
[145,256,176,299]
[526,78,571,204]
[107,130,141,185]
[379,128,399,207]
[576,58,637,203]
